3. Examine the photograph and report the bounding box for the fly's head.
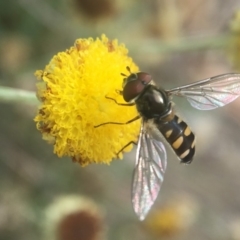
[121,66,152,102]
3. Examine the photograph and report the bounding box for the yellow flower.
[144,196,198,237]
[34,35,140,166]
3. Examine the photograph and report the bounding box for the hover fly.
[95,67,240,220]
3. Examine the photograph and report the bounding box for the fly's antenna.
[121,66,131,77]
[126,66,131,74]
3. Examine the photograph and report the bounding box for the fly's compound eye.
[137,72,152,85]
[122,72,153,102]
[122,73,138,88]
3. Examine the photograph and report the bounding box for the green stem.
[0,86,39,105]
[128,34,230,54]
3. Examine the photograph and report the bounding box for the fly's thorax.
[135,85,171,119]
[157,114,195,164]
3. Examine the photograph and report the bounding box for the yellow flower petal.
[34,35,141,166]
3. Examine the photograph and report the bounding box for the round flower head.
[34,35,140,166]
[143,196,198,237]
[43,195,104,240]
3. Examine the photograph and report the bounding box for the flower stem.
[128,34,230,54]
[0,86,38,105]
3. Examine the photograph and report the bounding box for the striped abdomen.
[156,115,195,163]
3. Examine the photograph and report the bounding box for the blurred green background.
[1,0,240,240]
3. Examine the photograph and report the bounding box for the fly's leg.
[105,96,135,106]
[94,115,140,128]
[94,115,140,157]
[95,92,140,156]
[116,141,137,158]
[94,94,139,127]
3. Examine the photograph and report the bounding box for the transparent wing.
[167,73,240,110]
[132,122,167,220]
